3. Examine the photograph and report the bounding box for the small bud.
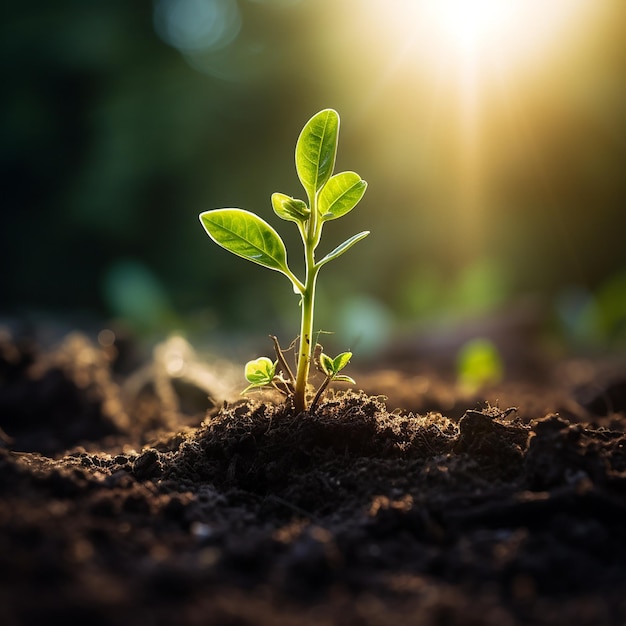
[272,192,310,222]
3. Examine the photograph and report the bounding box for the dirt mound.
[1,330,626,625]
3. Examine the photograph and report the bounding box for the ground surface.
[1,329,626,625]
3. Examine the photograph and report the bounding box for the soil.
[2,328,626,625]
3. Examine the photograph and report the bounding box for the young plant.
[199,109,368,413]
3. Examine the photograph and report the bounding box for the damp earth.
[1,328,626,625]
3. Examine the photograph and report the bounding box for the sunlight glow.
[426,0,517,50]
[397,0,593,69]
[357,0,597,234]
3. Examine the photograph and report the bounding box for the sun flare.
[352,0,601,247]
[425,0,519,49]
[372,0,595,75]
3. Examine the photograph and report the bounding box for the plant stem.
[293,190,321,413]
[293,269,318,413]
[310,375,331,413]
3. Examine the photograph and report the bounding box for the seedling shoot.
[199,109,369,413]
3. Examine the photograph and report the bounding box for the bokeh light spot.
[153,0,241,53]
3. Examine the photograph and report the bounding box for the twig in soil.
[270,335,296,393]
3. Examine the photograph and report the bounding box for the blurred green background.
[2,0,626,358]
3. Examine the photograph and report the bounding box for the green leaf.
[271,193,310,224]
[317,231,370,268]
[296,109,339,198]
[244,357,276,388]
[319,353,334,376]
[320,351,352,378]
[319,172,367,221]
[332,375,356,384]
[199,209,291,275]
[332,351,352,372]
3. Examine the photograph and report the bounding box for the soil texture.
[1,329,626,625]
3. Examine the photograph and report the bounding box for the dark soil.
[2,329,626,625]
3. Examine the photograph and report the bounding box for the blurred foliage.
[555,269,626,352]
[1,0,626,353]
[456,337,504,392]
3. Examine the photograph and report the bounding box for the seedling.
[199,109,368,413]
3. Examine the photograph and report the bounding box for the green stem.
[293,265,319,413]
[293,189,321,413]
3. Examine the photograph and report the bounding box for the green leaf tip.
[296,109,340,198]
[332,351,352,372]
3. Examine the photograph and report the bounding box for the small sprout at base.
[319,351,355,383]
[311,351,356,412]
[243,357,277,393]
[199,109,369,413]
